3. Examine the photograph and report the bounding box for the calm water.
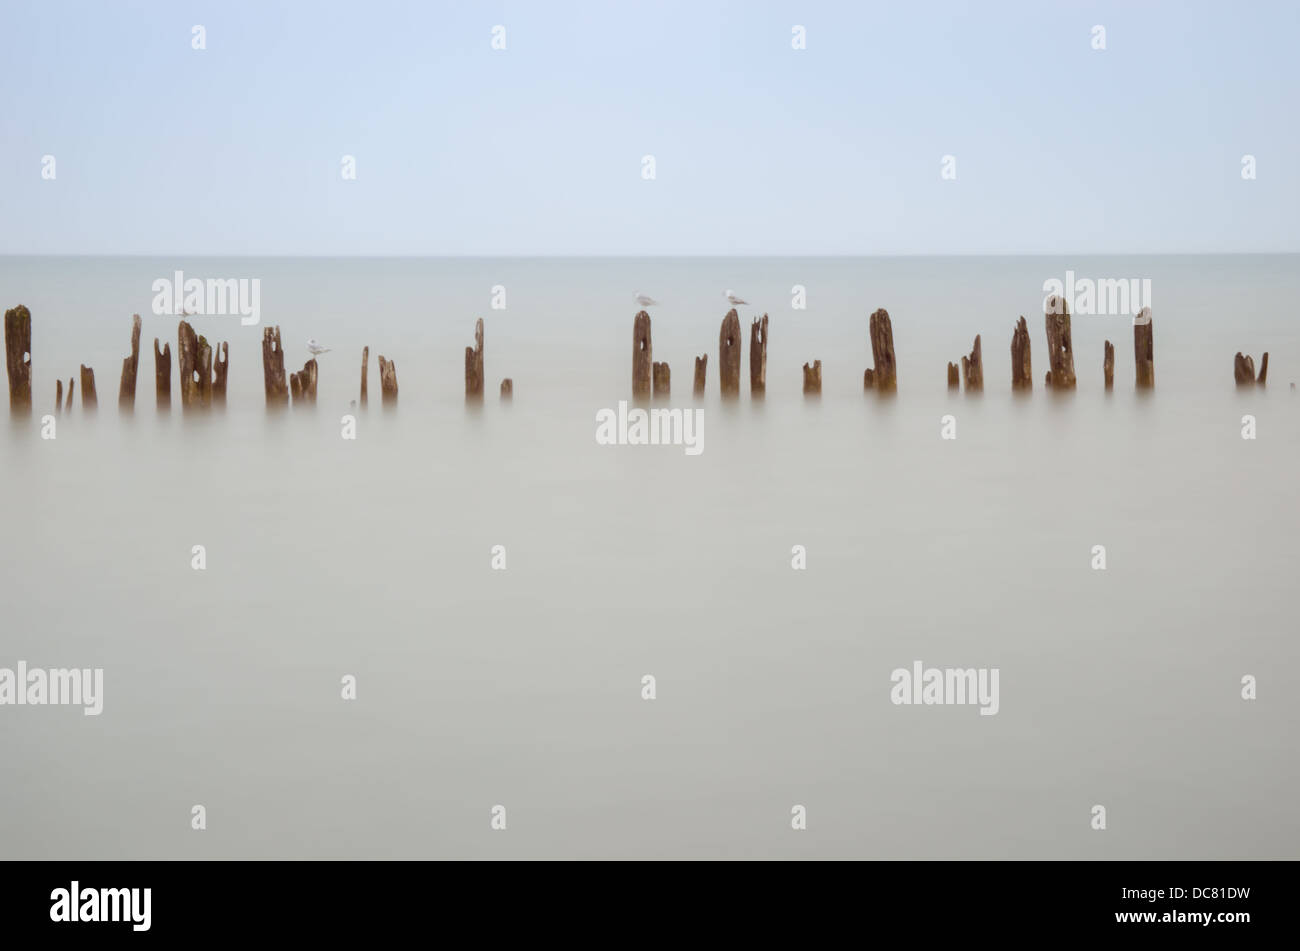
[1,255,1297,858]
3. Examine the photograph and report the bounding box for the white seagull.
[725,290,749,307]
[306,338,331,356]
[635,293,659,308]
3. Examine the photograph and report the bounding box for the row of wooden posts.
[0,300,1277,414]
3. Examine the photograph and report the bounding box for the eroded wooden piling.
[1259,352,1269,384]
[1234,351,1268,386]
[947,362,959,389]
[961,335,983,392]
[802,360,822,395]
[154,338,171,410]
[1044,296,1076,389]
[212,342,229,405]
[632,311,652,400]
[360,346,369,407]
[55,379,62,413]
[290,359,318,403]
[1104,340,1115,389]
[863,308,897,391]
[693,354,707,397]
[4,304,32,413]
[118,314,142,411]
[261,326,288,406]
[719,309,742,397]
[66,377,74,411]
[177,321,212,411]
[465,318,485,401]
[500,378,512,400]
[1134,307,1154,388]
[1011,316,1032,390]
[750,314,768,396]
[653,361,670,398]
[378,355,398,405]
[79,365,97,409]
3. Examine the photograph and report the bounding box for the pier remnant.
[154,339,171,410]
[947,363,959,389]
[1104,340,1115,389]
[802,360,822,395]
[653,361,670,398]
[693,355,707,397]
[1234,352,1269,385]
[360,346,369,407]
[79,365,97,409]
[1134,307,1154,388]
[863,308,897,391]
[465,318,485,401]
[750,314,768,396]
[4,304,32,413]
[212,342,229,405]
[632,311,652,400]
[261,326,288,406]
[55,379,62,412]
[961,335,983,392]
[1259,352,1269,384]
[66,377,74,411]
[1044,296,1076,389]
[500,378,512,400]
[177,321,213,410]
[378,355,398,405]
[289,359,318,403]
[118,314,142,410]
[719,309,742,397]
[1010,316,1032,390]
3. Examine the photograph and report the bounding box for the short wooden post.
[960,334,983,391]
[1044,296,1076,389]
[55,378,62,413]
[500,378,512,400]
[1234,353,1258,385]
[802,360,822,395]
[262,326,289,406]
[212,342,229,405]
[632,311,652,400]
[360,346,369,407]
[1258,352,1269,384]
[1010,316,1032,390]
[1103,340,1115,389]
[947,362,959,389]
[719,309,741,397]
[66,376,74,411]
[4,304,32,413]
[378,355,398,405]
[465,318,485,401]
[863,308,897,391]
[693,354,707,397]
[154,338,171,410]
[1134,307,1154,388]
[290,359,318,403]
[118,313,142,410]
[749,314,768,396]
[652,361,670,398]
[79,365,97,409]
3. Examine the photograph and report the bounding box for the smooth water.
[1,255,1297,858]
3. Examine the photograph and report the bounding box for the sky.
[1,0,1297,256]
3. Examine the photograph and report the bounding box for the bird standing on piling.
[306,339,331,356]
[635,294,659,308]
[725,290,749,307]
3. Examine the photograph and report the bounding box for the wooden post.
[1234,352,1258,385]
[178,321,201,410]
[66,376,74,411]
[500,378,512,400]
[749,314,768,396]
[632,311,652,400]
[1010,316,1032,390]
[719,309,741,397]
[1134,307,1154,388]
[212,342,229,405]
[360,346,369,407]
[1044,296,1076,389]
[4,304,32,413]
[118,313,142,410]
[378,355,398,405]
[1258,352,1269,384]
[802,360,822,395]
[863,308,897,391]
[693,354,707,397]
[290,359,318,403]
[947,362,959,389]
[465,318,485,401]
[960,334,983,391]
[652,362,670,398]
[262,326,288,406]
[154,338,171,410]
[79,365,97,409]
[55,378,62,413]
[1103,340,1115,389]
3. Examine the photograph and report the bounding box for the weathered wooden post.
[290,359,318,403]
[66,377,74,411]
[652,362,670,398]
[4,304,32,413]
[863,308,897,391]
[1044,296,1076,389]
[378,355,398,405]
[261,326,288,406]
[1259,352,1269,384]
[212,342,229,405]
[465,318,485,401]
[1104,340,1115,389]
[1011,316,1032,390]
[360,346,369,407]
[719,309,741,397]
[750,314,768,396]
[55,379,62,412]
[693,355,707,397]
[802,360,822,395]
[79,365,97,409]
[632,311,652,400]
[118,314,142,410]
[178,321,201,410]
[1134,307,1154,388]
[154,338,171,410]
[947,363,959,389]
[500,378,512,400]
[1234,353,1255,384]
[960,335,983,391]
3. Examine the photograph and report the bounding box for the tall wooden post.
[66,377,74,411]
[863,308,897,391]
[1134,307,1154,388]
[1103,340,1115,389]
[79,365,97,409]
[1044,296,1076,389]
[55,379,62,413]
[719,309,741,397]
[154,338,171,410]
[749,314,768,396]
[360,346,369,407]
[1258,352,1269,384]
[118,314,142,410]
[465,318,484,401]
[961,334,983,391]
[632,311,652,400]
[4,304,32,413]
[261,326,288,406]
[1010,316,1032,390]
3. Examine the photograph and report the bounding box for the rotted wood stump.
[177,321,212,411]
[465,317,485,401]
[863,308,897,391]
[1104,340,1115,389]
[360,346,369,407]
[4,304,32,413]
[500,378,513,400]
[1010,316,1032,390]
[632,311,652,400]
[1044,296,1076,389]
[290,359,318,403]
[719,309,741,397]
[55,378,62,413]
[1234,352,1268,386]
[693,354,707,397]
[79,365,97,409]
[378,355,398,406]
[118,313,142,411]
[1134,307,1154,388]
[262,326,289,406]
[212,342,229,405]
[66,377,74,411]
[1260,352,1269,384]
[652,361,670,399]
[750,314,768,396]
[154,338,171,410]
[947,362,959,389]
[802,360,822,395]
[960,334,983,392]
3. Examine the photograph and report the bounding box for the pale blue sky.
[1,0,1296,255]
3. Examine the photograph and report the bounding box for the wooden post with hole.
[4,304,32,414]
[118,314,142,410]
[719,309,741,397]
[1044,296,1076,389]
[632,311,652,401]
[212,342,228,405]
[863,308,897,391]
[1011,316,1032,390]
[262,326,288,406]
[750,314,768,396]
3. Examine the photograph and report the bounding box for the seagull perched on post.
[635,294,659,308]
[725,290,749,307]
[306,338,331,356]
